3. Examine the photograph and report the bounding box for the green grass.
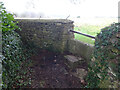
[74,24,104,45]
[75,33,95,45]
[74,24,115,45]
[72,18,117,45]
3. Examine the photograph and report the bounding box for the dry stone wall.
[16,19,94,60]
[16,19,74,53]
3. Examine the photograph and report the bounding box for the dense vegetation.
[1,2,32,88]
[86,23,120,88]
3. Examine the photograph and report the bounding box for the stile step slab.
[64,55,85,69]
[71,68,87,80]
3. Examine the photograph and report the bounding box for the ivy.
[1,2,32,88]
[86,23,120,88]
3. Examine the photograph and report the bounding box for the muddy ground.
[26,50,88,88]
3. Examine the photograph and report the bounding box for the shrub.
[1,2,31,88]
[86,23,120,88]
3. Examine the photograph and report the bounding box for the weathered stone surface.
[68,39,94,61]
[71,68,87,80]
[64,55,85,69]
[16,19,74,53]
[65,55,83,62]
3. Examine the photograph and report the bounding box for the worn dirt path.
[28,50,87,88]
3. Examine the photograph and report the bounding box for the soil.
[27,50,88,88]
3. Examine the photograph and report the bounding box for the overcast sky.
[1,0,119,18]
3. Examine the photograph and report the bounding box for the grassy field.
[71,18,118,45]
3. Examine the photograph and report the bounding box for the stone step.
[71,68,87,80]
[64,55,85,69]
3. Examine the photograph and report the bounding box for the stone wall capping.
[15,18,74,24]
